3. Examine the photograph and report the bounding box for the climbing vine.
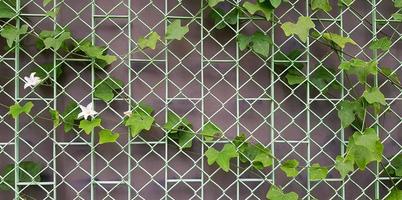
[0,0,401,199]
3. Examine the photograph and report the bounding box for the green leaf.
[270,0,282,8]
[43,0,53,6]
[266,186,298,200]
[46,7,60,19]
[347,128,384,170]
[386,189,402,200]
[209,8,238,29]
[395,0,402,8]
[94,77,124,102]
[388,154,402,177]
[311,0,332,12]
[335,156,354,179]
[380,67,401,85]
[281,16,315,43]
[49,109,60,127]
[78,41,117,65]
[310,67,341,92]
[164,111,194,149]
[243,1,273,21]
[9,102,33,119]
[201,122,222,141]
[33,63,62,83]
[280,159,299,177]
[62,101,80,133]
[43,31,71,51]
[98,129,120,144]
[392,13,402,21]
[0,161,43,191]
[363,87,386,105]
[309,163,328,181]
[322,33,357,49]
[205,143,238,172]
[274,49,304,70]
[337,99,364,128]
[208,0,224,7]
[369,37,392,51]
[0,24,28,47]
[338,0,354,6]
[285,68,305,85]
[166,19,189,41]
[237,31,272,57]
[0,0,16,19]
[138,31,160,50]
[252,149,273,170]
[125,110,154,137]
[339,58,377,83]
[79,118,102,135]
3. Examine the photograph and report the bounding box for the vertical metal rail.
[127,0,133,199]
[164,0,168,199]
[14,0,21,198]
[235,2,240,200]
[200,0,205,199]
[90,0,95,199]
[371,0,380,199]
[52,0,58,199]
[339,4,346,199]
[306,0,311,199]
[270,8,276,193]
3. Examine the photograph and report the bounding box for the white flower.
[23,72,41,89]
[78,102,98,120]
[124,110,132,117]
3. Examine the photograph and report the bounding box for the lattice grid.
[0,0,401,199]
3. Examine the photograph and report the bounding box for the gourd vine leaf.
[62,101,80,133]
[233,134,273,170]
[164,111,194,149]
[386,189,402,200]
[311,0,332,12]
[125,109,154,138]
[337,99,364,128]
[0,0,16,19]
[79,118,102,135]
[205,143,238,172]
[237,31,272,57]
[281,16,315,43]
[201,122,222,141]
[267,0,282,8]
[339,58,377,83]
[362,87,386,106]
[9,101,33,119]
[380,67,401,85]
[94,77,124,102]
[310,66,341,93]
[98,129,120,145]
[395,0,402,8]
[387,154,402,177]
[37,29,70,51]
[274,49,304,70]
[285,68,305,85]
[335,156,354,179]
[346,128,384,170]
[43,31,71,51]
[369,37,391,51]
[138,31,160,50]
[32,63,62,83]
[78,41,117,66]
[309,163,328,181]
[166,19,189,41]
[209,8,238,30]
[266,185,298,200]
[0,161,43,191]
[393,13,402,21]
[242,1,273,21]
[280,159,299,177]
[338,0,354,7]
[49,109,60,127]
[46,7,60,19]
[322,33,357,49]
[0,24,28,47]
[43,0,53,6]
[208,0,224,7]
